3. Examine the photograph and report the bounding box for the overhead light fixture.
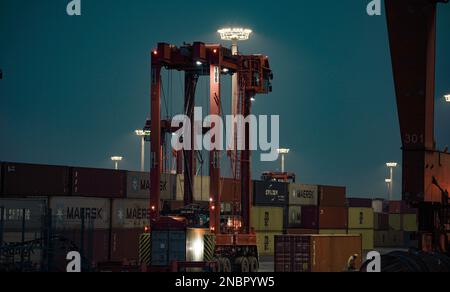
[218,28,253,41]
[445,94,450,102]
[386,162,398,168]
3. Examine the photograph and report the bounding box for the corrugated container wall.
[288,184,318,206]
[389,214,402,231]
[251,206,284,231]
[253,181,288,206]
[348,208,374,229]
[0,198,47,231]
[348,229,374,250]
[319,207,348,229]
[402,214,418,232]
[1,163,69,196]
[256,232,282,256]
[72,167,125,198]
[126,172,175,200]
[347,198,372,208]
[274,235,362,273]
[220,178,241,203]
[318,186,346,207]
[374,213,389,230]
[112,199,150,229]
[50,197,111,230]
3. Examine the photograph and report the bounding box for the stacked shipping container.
[347,198,374,250]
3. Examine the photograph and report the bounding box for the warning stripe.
[139,234,151,266]
[203,234,216,262]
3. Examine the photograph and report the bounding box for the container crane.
[147,42,273,272]
[385,0,450,254]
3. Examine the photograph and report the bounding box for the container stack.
[252,180,288,256]
[388,201,418,248]
[347,198,374,250]
[372,199,390,248]
[285,185,348,235]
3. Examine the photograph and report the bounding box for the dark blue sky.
[1,0,449,199]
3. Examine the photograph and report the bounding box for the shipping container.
[288,184,318,206]
[176,175,210,202]
[253,181,288,206]
[389,214,402,231]
[60,229,110,266]
[402,214,418,232]
[285,229,318,235]
[389,201,417,214]
[387,231,405,247]
[1,163,69,197]
[298,206,318,229]
[374,231,389,247]
[0,232,44,269]
[403,231,419,249]
[126,172,175,200]
[220,178,241,203]
[72,167,125,198]
[112,199,150,229]
[347,198,372,208]
[110,229,141,263]
[50,197,110,230]
[256,231,282,256]
[374,213,389,230]
[151,230,186,266]
[319,230,347,235]
[347,229,374,250]
[251,206,284,231]
[319,207,348,229]
[285,206,302,228]
[0,198,47,232]
[348,208,374,229]
[274,235,362,272]
[372,199,384,214]
[318,185,346,207]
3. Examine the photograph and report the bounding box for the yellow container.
[319,230,347,235]
[348,208,374,229]
[348,229,374,250]
[389,214,402,231]
[175,175,210,202]
[251,206,284,231]
[256,232,282,256]
[402,214,418,232]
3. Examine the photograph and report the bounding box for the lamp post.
[385,179,392,201]
[386,162,398,201]
[135,130,151,172]
[219,28,252,175]
[277,149,290,173]
[111,156,123,170]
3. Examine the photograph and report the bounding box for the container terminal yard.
[1,0,450,274]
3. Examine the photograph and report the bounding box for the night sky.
[1,0,449,199]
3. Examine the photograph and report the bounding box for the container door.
[151,231,169,266]
[168,231,186,264]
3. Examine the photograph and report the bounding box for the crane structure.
[385,0,450,253]
[148,42,273,271]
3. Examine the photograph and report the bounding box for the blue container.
[151,230,186,266]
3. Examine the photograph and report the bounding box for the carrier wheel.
[248,257,259,272]
[235,257,250,273]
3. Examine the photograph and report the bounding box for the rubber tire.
[235,257,250,273]
[211,258,221,272]
[248,257,259,273]
[220,257,232,273]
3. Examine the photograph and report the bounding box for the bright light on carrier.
[218,28,252,41]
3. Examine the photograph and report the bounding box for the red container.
[1,162,69,196]
[389,201,417,214]
[110,229,142,263]
[319,185,346,207]
[72,167,126,198]
[319,207,348,229]
[286,229,319,235]
[300,206,319,229]
[347,198,372,208]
